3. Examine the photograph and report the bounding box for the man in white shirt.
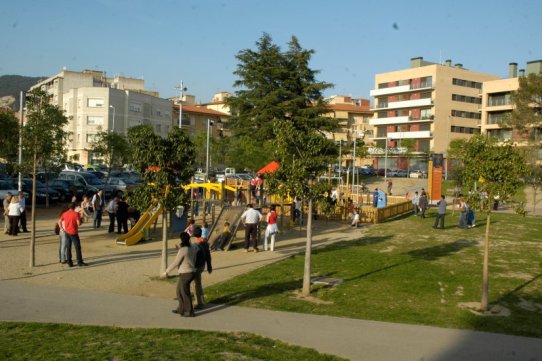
[241,204,262,252]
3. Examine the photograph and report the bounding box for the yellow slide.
[115,203,163,246]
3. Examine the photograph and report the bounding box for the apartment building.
[481,60,542,145]
[173,99,230,138]
[323,95,374,168]
[369,57,499,170]
[31,69,173,164]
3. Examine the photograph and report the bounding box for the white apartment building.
[31,69,173,164]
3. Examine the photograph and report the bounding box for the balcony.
[369,116,409,126]
[373,98,432,110]
[370,84,433,97]
[372,130,432,140]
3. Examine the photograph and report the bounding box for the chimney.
[519,69,525,77]
[445,59,452,66]
[508,62,518,78]
[455,63,463,68]
[526,60,542,75]
[410,57,423,68]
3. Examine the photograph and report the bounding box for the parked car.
[58,171,113,198]
[0,180,20,200]
[360,167,376,176]
[390,169,409,177]
[46,179,85,202]
[18,178,61,204]
[104,177,137,196]
[377,168,392,176]
[409,170,428,179]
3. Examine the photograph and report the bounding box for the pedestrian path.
[1,280,541,361]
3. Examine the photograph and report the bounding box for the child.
[201,222,209,241]
[211,221,231,251]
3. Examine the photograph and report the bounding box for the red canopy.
[257,161,280,175]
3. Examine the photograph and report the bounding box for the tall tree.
[459,135,527,311]
[507,73,542,133]
[229,33,339,297]
[0,109,20,171]
[127,125,196,274]
[22,88,69,267]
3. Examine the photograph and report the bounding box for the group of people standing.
[3,192,28,236]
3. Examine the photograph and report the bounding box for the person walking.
[387,179,393,195]
[433,195,447,230]
[372,188,379,207]
[106,196,119,233]
[162,232,197,317]
[91,190,105,228]
[241,203,263,252]
[192,227,212,309]
[3,192,13,234]
[17,192,29,233]
[59,202,88,267]
[411,191,420,216]
[418,191,428,219]
[264,205,279,251]
[7,196,23,236]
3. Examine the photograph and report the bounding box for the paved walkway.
[2,280,541,361]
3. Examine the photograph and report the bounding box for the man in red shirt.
[60,202,88,267]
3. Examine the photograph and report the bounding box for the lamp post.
[18,91,24,191]
[206,119,214,183]
[109,105,115,132]
[384,136,389,182]
[176,81,187,128]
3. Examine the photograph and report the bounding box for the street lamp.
[206,119,214,182]
[176,81,187,128]
[109,105,115,132]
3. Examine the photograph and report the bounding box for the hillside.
[0,75,46,110]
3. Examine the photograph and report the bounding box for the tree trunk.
[301,199,313,297]
[29,151,37,268]
[160,209,168,274]
[480,212,491,311]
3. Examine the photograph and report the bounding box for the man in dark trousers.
[241,203,263,252]
[116,197,129,234]
[433,195,447,229]
[59,202,88,267]
[192,226,212,309]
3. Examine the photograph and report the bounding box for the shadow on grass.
[405,239,478,261]
[208,279,302,306]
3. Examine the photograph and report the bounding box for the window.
[156,124,161,133]
[487,129,512,141]
[129,102,142,113]
[487,111,510,125]
[86,134,97,143]
[87,115,103,125]
[87,98,104,107]
[420,109,432,120]
[452,78,482,89]
[451,109,481,120]
[452,94,482,104]
[488,92,512,106]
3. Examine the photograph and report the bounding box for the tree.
[89,130,130,174]
[0,109,20,172]
[127,125,196,273]
[523,147,542,213]
[507,73,542,133]
[459,135,527,311]
[22,88,69,267]
[229,33,338,297]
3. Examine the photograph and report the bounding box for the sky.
[2,0,541,103]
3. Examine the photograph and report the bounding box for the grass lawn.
[0,322,344,361]
[206,209,542,338]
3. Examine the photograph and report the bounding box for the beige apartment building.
[323,95,374,168]
[31,69,173,164]
[481,60,542,145]
[369,57,500,170]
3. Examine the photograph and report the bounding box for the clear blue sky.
[2,0,541,103]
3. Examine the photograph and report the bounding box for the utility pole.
[18,91,24,191]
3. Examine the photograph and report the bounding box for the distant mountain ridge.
[0,75,46,110]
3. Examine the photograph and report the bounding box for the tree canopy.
[89,130,130,171]
[509,73,542,134]
[0,109,20,170]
